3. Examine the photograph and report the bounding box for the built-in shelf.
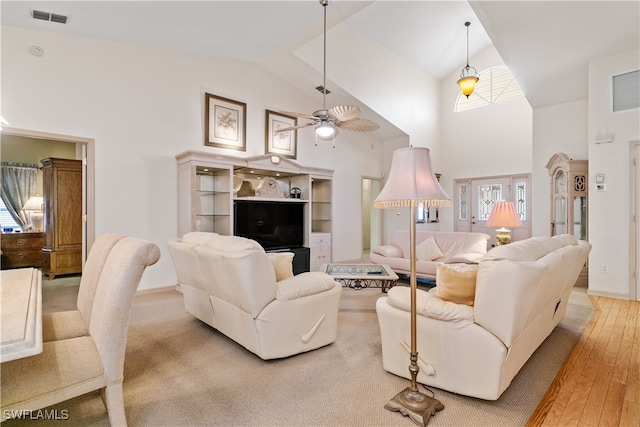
[176,151,333,268]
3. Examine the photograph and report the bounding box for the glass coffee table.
[320,263,399,292]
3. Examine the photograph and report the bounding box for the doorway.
[454,174,532,246]
[0,127,95,262]
[362,177,381,259]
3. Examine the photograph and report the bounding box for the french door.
[454,174,531,246]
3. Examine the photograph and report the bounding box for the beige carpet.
[5,282,594,427]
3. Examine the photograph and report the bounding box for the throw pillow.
[435,263,479,306]
[416,237,444,261]
[267,252,295,282]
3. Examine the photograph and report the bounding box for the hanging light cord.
[465,21,471,68]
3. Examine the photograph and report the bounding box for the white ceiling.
[2,1,639,137]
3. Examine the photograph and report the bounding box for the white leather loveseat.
[376,234,592,400]
[369,231,490,280]
[167,232,342,360]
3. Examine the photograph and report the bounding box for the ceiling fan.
[276,0,379,147]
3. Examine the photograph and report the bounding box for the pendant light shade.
[457,22,479,98]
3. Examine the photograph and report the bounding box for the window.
[612,70,640,112]
[0,197,22,232]
[455,66,524,112]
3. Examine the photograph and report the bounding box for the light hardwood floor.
[528,295,640,426]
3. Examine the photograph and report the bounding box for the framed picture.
[205,92,246,151]
[265,109,297,159]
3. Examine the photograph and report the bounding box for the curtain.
[0,162,38,226]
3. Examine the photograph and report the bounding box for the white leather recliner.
[167,232,342,360]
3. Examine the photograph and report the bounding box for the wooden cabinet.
[0,232,44,269]
[41,158,83,280]
[176,151,333,265]
[546,152,588,286]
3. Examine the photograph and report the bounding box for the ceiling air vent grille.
[31,9,68,24]
[315,86,331,95]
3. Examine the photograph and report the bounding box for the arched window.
[455,66,524,112]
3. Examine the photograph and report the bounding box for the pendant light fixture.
[457,21,479,98]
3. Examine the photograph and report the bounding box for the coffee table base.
[320,263,399,293]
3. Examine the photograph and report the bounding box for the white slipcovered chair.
[167,232,342,360]
[1,236,161,426]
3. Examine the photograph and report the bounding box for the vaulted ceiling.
[2,1,639,138]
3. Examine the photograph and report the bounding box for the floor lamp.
[374,147,452,426]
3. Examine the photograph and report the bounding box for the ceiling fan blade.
[327,105,361,122]
[275,122,315,133]
[337,118,380,132]
[279,111,318,121]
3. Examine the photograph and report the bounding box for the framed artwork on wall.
[265,109,297,159]
[204,92,246,151]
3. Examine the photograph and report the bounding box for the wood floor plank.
[612,301,634,384]
[624,301,640,405]
[619,400,640,427]
[599,380,625,426]
[530,295,640,427]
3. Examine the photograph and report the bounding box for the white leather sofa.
[376,234,592,400]
[167,232,342,360]
[369,231,490,280]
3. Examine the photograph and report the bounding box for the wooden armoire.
[41,157,83,280]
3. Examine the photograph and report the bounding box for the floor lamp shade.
[374,146,450,426]
[374,147,452,209]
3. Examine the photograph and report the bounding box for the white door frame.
[1,126,95,261]
[631,141,640,301]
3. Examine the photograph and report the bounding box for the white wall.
[587,49,640,299]
[531,100,588,237]
[440,45,533,231]
[1,26,385,288]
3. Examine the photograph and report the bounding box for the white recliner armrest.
[276,272,338,301]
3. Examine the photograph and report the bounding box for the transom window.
[455,66,524,112]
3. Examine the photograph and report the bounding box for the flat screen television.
[233,200,304,250]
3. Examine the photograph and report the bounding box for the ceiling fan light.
[315,122,337,140]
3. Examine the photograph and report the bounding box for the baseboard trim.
[586,288,631,300]
[136,284,179,296]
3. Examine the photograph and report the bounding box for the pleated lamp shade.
[486,201,523,228]
[374,147,452,209]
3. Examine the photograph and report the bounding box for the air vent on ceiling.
[31,9,68,24]
[315,85,331,95]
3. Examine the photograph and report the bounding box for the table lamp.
[22,195,44,232]
[374,146,451,426]
[485,200,522,245]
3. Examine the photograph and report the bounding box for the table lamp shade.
[374,147,452,208]
[486,201,523,228]
[22,196,43,212]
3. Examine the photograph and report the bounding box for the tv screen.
[233,200,304,250]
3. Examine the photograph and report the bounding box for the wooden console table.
[1,268,43,362]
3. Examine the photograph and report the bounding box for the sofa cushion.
[267,252,294,282]
[416,237,444,261]
[276,272,337,301]
[436,263,479,306]
[373,245,403,258]
[387,286,474,323]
